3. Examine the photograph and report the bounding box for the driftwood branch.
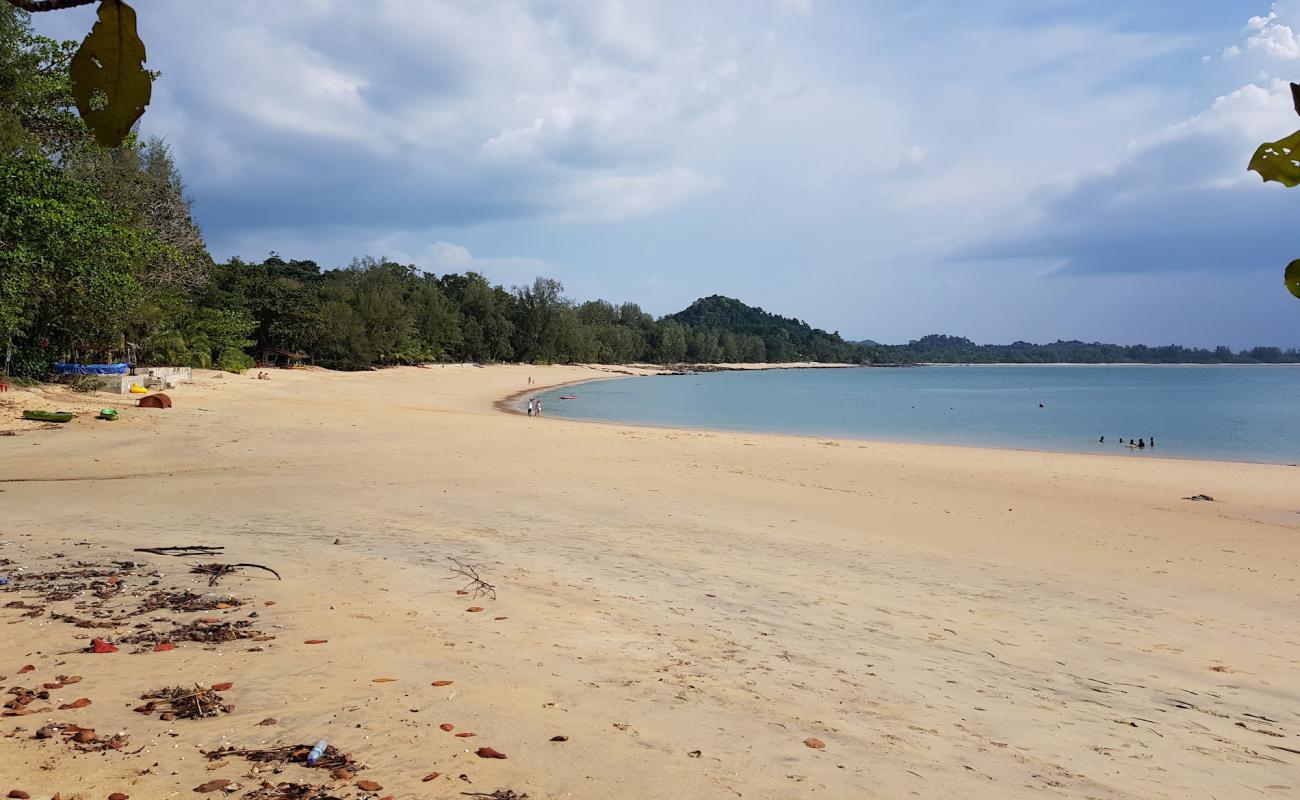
[135,545,225,557]
[191,562,283,587]
[5,0,98,11]
[449,557,496,600]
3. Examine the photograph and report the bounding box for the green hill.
[666,295,870,364]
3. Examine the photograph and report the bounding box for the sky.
[31,0,1300,347]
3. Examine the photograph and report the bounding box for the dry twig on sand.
[192,562,282,586]
[449,557,497,600]
[137,684,231,719]
[135,545,225,557]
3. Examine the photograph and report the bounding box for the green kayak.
[23,410,75,423]
[97,408,119,421]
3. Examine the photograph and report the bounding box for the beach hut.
[255,348,311,368]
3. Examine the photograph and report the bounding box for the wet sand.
[1,364,1298,799]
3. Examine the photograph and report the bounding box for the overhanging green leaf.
[69,0,151,148]
[1248,129,1300,187]
[1286,259,1300,300]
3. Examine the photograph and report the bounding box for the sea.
[535,365,1300,464]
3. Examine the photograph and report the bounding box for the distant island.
[861,334,1300,365]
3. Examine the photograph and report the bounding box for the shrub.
[214,348,254,374]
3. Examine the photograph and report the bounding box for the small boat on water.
[559,395,577,400]
[23,410,75,423]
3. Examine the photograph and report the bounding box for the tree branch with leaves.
[4,0,150,147]
[1247,82,1300,299]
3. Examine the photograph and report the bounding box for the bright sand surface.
[1,364,1298,799]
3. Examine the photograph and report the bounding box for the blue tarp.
[54,362,129,375]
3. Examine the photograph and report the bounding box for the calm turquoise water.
[534,366,1300,464]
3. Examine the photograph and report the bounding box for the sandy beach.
[1,364,1298,799]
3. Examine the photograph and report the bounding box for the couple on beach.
[526,397,543,417]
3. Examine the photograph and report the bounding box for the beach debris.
[4,685,48,715]
[207,742,363,773]
[193,779,231,793]
[372,677,396,683]
[8,790,31,799]
[475,747,507,759]
[804,737,826,749]
[303,639,328,645]
[1182,494,1216,502]
[687,749,702,758]
[120,618,266,649]
[549,735,568,742]
[136,589,243,614]
[461,792,528,800]
[467,607,484,612]
[58,697,91,709]
[422,773,440,782]
[90,637,119,653]
[241,782,338,799]
[136,684,232,719]
[137,393,172,409]
[306,740,328,767]
[258,718,278,726]
[192,562,282,587]
[440,723,455,732]
[432,680,454,686]
[354,780,382,792]
[135,545,225,557]
[449,557,497,600]
[455,732,477,738]
[52,724,130,751]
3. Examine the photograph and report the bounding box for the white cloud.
[417,242,549,283]
[1247,21,1300,59]
[558,167,723,222]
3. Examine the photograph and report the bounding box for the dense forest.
[1,7,1295,378]
[0,7,869,377]
[866,335,1300,365]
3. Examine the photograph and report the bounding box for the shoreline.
[496,367,1299,469]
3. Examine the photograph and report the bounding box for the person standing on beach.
[527,398,534,417]
[535,399,543,417]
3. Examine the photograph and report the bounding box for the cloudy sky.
[32,1,1300,347]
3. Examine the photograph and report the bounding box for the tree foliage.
[1248,81,1300,299]
[4,0,150,148]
